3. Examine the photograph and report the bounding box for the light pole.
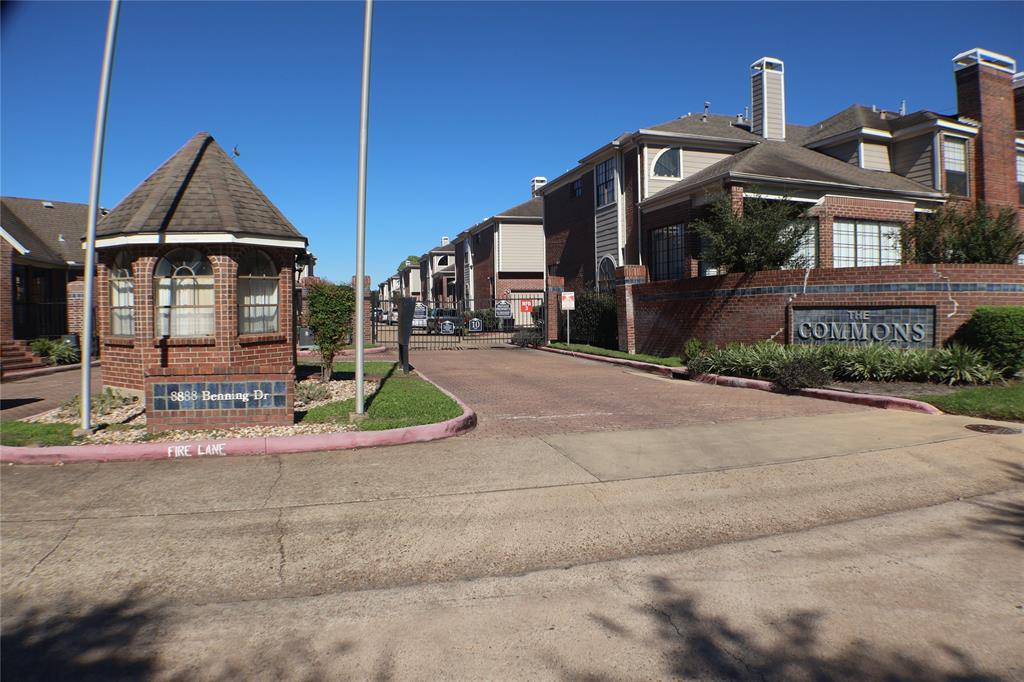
[354,0,373,415]
[77,0,121,435]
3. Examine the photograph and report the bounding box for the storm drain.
[965,424,1022,435]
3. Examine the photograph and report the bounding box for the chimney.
[750,57,786,140]
[953,48,1017,207]
[530,176,548,196]
[441,236,449,246]
[1014,71,1024,131]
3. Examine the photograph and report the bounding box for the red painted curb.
[0,373,476,465]
[2,359,101,383]
[535,345,941,415]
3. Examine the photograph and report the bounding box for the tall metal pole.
[79,0,121,434]
[354,0,373,414]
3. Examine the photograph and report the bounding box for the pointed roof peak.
[97,132,305,245]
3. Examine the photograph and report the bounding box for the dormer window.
[943,137,968,196]
[652,148,681,178]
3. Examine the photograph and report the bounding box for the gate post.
[615,265,647,355]
[351,275,373,343]
[545,275,564,342]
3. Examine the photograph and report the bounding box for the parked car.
[426,309,464,335]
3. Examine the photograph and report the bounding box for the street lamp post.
[354,0,373,415]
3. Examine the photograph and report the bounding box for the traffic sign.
[519,300,534,314]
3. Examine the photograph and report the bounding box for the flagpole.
[354,0,373,414]
[78,0,121,434]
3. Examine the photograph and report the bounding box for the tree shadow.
[1,590,159,681]
[642,576,1005,681]
[968,460,1024,549]
[1,397,44,411]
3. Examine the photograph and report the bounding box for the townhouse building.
[452,179,546,310]
[398,260,421,300]
[541,48,1024,294]
[418,237,456,306]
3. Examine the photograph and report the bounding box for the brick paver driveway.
[412,347,863,438]
[1,366,102,421]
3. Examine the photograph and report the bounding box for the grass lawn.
[548,342,683,367]
[1,421,79,447]
[299,360,398,379]
[913,382,1024,422]
[298,374,461,431]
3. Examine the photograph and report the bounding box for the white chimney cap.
[751,56,784,72]
[953,48,1016,74]
[441,236,449,245]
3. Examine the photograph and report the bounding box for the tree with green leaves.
[397,255,420,272]
[307,281,356,381]
[901,202,1023,264]
[692,195,812,273]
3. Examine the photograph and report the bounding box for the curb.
[2,359,101,383]
[535,345,941,415]
[0,373,476,465]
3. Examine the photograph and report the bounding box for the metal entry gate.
[372,293,545,350]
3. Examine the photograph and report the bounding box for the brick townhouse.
[418,237,456,306]
[1,197,91,372]
[451,179,547,310]
[541,47,1024,295]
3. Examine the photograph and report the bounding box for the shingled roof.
[1,197,90,265]
[646,140,942,203]
[98,132,306,244]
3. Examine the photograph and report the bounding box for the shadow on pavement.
[569,576,1006,681]
[1,397,44,411]
[969,461,1024,549]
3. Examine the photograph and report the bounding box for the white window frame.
[832,219,902,268]
[942,135,969,196]
[650,147,682,179]
[595,157,617,209]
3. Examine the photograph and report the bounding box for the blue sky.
[2,1,1022,285]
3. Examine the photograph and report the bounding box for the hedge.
[952,306,1024,376]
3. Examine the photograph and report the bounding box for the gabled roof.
[646,140,941,204]
[1,197,90,265]
[494,196,543,220]
[98,132,305,243]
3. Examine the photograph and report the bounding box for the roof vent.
[41,201,54,208]
[750,57,786,140]
[530,176,548,196]
[953,48,1017,74]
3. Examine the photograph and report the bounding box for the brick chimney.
[953,48,1017,207]
[751,57,786,140]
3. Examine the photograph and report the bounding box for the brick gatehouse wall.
[617,264,1024,357]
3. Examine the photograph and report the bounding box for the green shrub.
[902,202,1024,264]
[307,281,356,382]
[774,357,831,391]
[51,343,81,365]
[952,306,1024,376]
[562,290,617,349]
[692,195,814,272]
[60,388,137,418]
[932,343,992,385]
[679,338,715,364]
[295,380,331,405]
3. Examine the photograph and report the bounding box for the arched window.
[598,257,616,294]
[437,255,449,267]
[154,248,214,337]
[653,148,681,178]
[109,252,134,336]
[238,250,279,334]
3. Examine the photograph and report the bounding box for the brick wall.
[544,170,595,292]
[807,195,917,268]
[454,241,466,305]
[0,240,12,342]
[955,62,1020,210]
[472,227,495,307]
[494,275,544,298]
[97,245,299,431]
[619,263,1024,357]
[545,275,564,341]
[66,279,84,339]
[621,148,640,264]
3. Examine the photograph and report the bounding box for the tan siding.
[498,223,544,272]
[764,73,785,139]
[820,140,859,165]
[594,205,618,265]
[684,149,730,176]
[862,142,891,171]
[892,134,935,188]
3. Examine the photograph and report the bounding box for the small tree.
[397,255,419,272]
[692,195,812,273]
[902,202,1023,264]
[307,281,356,381]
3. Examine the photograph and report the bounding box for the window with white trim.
[109,252,134,336]
[652,148,681,178]
[238,250,279,334]
[597,257,616,293]
[649,225,685,280]
[783,220,819,269]
[943,137,968,196]
[595,157,616,208]
[154,248,215,337]
[1016,152,1023,205]
[832,220,902,268]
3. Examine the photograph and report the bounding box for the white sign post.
[561,292,575,348]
